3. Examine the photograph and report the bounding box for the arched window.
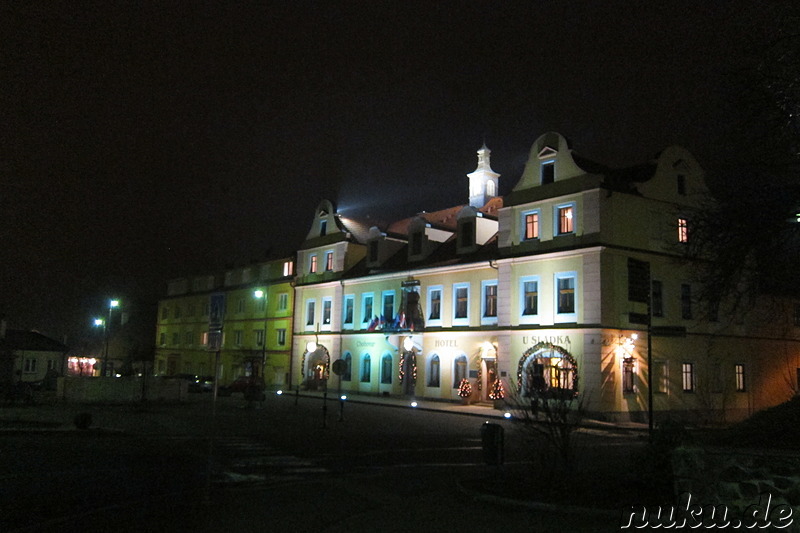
[428,355,441,387]
[381,354,393,384]
[520,348,578,398]
[342,352,352,382]
[452,355,468,388]
[360,354,371,383]
[486,180,496,197]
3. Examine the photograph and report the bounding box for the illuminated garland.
[457,378,473,398]
[488,379,505,400]
[398,352,417,383]
[516,342,579,393]
[476,367,482,391]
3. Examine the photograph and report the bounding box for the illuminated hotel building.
[291,132,800,421]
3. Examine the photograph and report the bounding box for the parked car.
[218,376,265,400]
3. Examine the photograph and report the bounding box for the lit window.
[557,204,574,235]
[283,261,293,277]
[523,211,539,240]
[201,331,208,345]
[682,362,695,392]
[309,255,318,274]
[735,364,746,392]
[678,218,689,243]
[325,251,334,271]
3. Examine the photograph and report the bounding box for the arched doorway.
[517,342,578,398]
[302,344,330,391]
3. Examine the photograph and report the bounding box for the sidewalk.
[0,388,649,437]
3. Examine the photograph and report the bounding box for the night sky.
[1,1,780,345]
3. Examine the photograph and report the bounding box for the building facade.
[155,257,295,387]
[290,133,800,422]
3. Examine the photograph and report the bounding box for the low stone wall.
[57,376,187,403]
[673,446,800,516]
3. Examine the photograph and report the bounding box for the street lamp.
[101,299,120,377]
[254,290,267,381]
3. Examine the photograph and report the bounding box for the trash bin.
[480,421,504,465]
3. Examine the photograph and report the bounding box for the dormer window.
[319,219,327,237]
[325,251,334,271]
[369,240,379,262]
[309,254,318,273]
[459,220,474,248]
[541,161,555,185]
[410,231,422,256]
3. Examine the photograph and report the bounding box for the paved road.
[1,394,633,532]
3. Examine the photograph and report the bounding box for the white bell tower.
[467,143,500,208]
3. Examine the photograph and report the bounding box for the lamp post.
[254,290,268,381]
[97,299,120,377]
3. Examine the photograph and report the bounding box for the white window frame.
[342,294,355,329]
[276,328,286,346]
[361,292,374,329]
[305,299,316,329]
[381,290,396,321]
[480,279,498,325]
[519,275,540,325]
[554,202,576,235]
[278,292,289,312]
[682,362,695,392]
[426,285,443,327]
[554,271,578,323]
[452,282,470,327]
[521,209,541,241]
[321,296,333,330]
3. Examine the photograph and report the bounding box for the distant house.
[0,325,69,388]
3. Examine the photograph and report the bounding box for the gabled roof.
[1,330,68,353]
